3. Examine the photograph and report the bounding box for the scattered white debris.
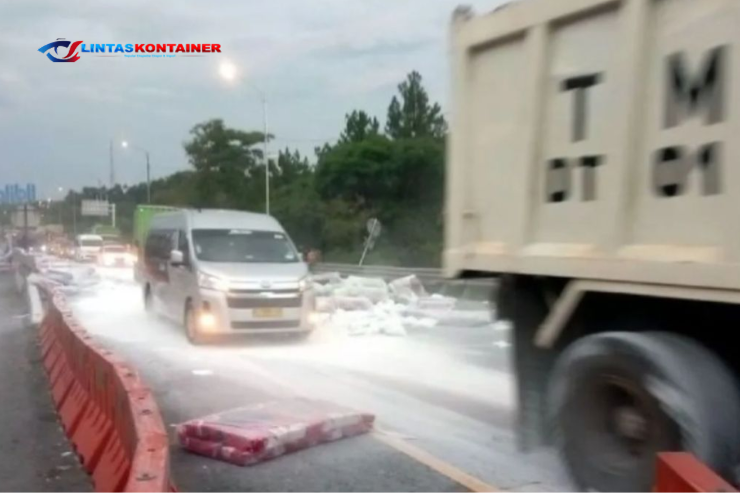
[25,257,101,294]
[401,316,438,329]
[310,273,497,337]
[493,340,511,349]
[493,320,513,331]
[388,275,428,303]
[327,302,407,337]
[192,369,214,376]
[333,276,390,304]
[413,294,456,312]
[333,296,374,312]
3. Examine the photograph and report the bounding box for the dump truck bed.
[444,0,740,290]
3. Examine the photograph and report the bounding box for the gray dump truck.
[445,0,740,490]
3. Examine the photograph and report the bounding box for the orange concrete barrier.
[654,453,737,492]
[37,286,173,492]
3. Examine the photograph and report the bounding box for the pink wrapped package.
[176,397,375,466]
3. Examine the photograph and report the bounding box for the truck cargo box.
[444,0,740,290]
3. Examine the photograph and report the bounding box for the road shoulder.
[0,273,90,491]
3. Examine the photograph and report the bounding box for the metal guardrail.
[313,263,443,282]
[312,262,498,301]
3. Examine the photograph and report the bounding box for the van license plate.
[254,308,282,318]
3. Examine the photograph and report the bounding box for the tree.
[385,71,447,140]
[271,174,322,251]
[392,137,445,207]
[314,135,395,208]
[273,148,311,188]
[183,119,269,209]
[58,70,450,267]
[338,110,380,144]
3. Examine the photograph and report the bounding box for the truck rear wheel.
[550,331,740,491]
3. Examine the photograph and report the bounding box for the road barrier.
[37,284,172,492]
[654,453,736,492]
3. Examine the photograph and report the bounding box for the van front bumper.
[195,287,315,335]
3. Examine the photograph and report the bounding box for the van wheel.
[184,302,206,345]
[143,285,153,313]
[550,331,740,491]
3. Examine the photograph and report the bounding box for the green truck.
[133,205,178,282]
[133,205,178,250]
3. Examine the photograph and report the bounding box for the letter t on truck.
[445,0,740,490]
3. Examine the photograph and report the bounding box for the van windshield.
[192,229,299,264]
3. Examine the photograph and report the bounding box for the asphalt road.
[0,273,90,492]
[66,267,571,492]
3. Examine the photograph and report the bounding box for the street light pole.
[122,141,151,204]
[218,61,270,215]
[57,187,64,227]
[146,151,151,204]
[261,96,270,215]
[109,139,116,188]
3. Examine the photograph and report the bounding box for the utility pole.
[262,96,270,215]
[22,203,28,249]
[121,141,150,203]
[109,139,116,187]
[146,151,151,203]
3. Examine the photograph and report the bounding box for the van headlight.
[198,272,229,291]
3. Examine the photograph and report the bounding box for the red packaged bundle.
[176,397,375,466]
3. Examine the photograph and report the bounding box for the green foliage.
[338,110,380,144]
[315,135,395,207]
[183,118,268,209]
[385,71,447,140]
[57,70,447,267]
[270,173,322,250]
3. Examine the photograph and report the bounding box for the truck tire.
[549,331,740,491]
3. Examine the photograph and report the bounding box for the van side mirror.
[170,249,184,265]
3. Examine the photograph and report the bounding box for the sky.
[0,0,507,199]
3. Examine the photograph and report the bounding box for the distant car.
[75,234,104,262]
[98,244,135,267]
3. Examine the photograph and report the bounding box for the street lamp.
[121,140,151,203]
[218,60,271,215]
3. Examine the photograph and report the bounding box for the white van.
[75,234,104,262]
[141,209,314,343]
